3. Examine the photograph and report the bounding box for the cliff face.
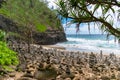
[0,15,67,44]
[33,31,66,45]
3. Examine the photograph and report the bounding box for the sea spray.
[57,34,120,54]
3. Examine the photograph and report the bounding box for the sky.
[47,0,119,34]
[62,19,101,34]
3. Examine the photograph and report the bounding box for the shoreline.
[42,44,120,57]
[3,43,120,79]
[42,45,66,50]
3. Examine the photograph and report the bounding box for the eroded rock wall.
[0,15,67,44]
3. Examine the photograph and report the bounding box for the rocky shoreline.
[1,42,120,80]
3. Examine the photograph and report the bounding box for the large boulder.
[33,30,66,44]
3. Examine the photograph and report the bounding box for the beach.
[1,42,120,80]
[42,44,112,55]
[56,34,120,55]
[0,0,120,80]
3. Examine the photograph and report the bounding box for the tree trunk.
[29,0,33,8]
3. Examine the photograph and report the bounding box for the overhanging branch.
[86,0,120,7]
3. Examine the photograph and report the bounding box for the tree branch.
[76,4,120,37]
[86,0,120,7]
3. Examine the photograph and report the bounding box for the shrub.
[0,41,19,66]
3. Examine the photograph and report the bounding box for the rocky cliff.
[0,15,67,44]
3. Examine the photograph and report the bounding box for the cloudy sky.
[47,0,118,34]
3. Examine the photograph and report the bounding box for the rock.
[89,52,97,68]
[66,65,71,75]
[65,78,71,80]
[16,63,27,72]
[0,76,4,80]
[5,39,120,80]
[33,31,67,45]
[17,77,36,80]
[117,72,120,80]
[86,77,96,80]
[73,77,79,80]
[0,15,67,45]
[0,66,8,75]
[9,72,16,77]
[100,76,110,80]
[5,77,14,80]
[34,68,57,80]
[56,75,64,80]
[111,74,116,79]
[61,72,74,79]
[22,73,33,78]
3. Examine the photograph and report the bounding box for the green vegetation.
[0,30,6,41]
[0,41,18,66]
[0,0,63,53]
[0,0,63,68]
[0,0,62,31]
[0,30,18,72]
[57,0,120,38]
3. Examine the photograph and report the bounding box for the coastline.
[42,45,66,50]
[3,43,120,79]
[42,44,120,57]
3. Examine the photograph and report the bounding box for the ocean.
[56,34,120,54]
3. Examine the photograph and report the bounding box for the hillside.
[0,0,66,78]
[0,0,66,44]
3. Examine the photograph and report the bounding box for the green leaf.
[35,23,47,32]
[0,41,19,66]
[103,7,109,15]
[82,0,85,5]
[100,23,106,33]
[0,30,6,41]
[93,4,100,14]
[110,7,115,14]
[88,23,90,34]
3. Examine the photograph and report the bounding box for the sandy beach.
[42,45,66,50]
[42,44,120,56]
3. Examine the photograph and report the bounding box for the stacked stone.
[5,42,120,80]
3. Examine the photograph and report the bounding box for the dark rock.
[9,72,16,77]
[66,65,71,75]
[34,68,57,80]
[17,77,36,80]
[100,76,110,80]
[89,52,97,68]
[33,31,67,45]
[16,63,27,72]
[0,15,67,45]
[111,74,116,79]
[61,73,74,80]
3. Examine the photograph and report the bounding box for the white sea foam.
[57,37,120,54]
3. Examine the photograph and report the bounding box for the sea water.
[56,34,120,54]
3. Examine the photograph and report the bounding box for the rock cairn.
[3,41,120,80]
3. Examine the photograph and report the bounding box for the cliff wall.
[0,15,67,44]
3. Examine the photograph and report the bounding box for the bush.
[0,30,6,41]
[0,41,19,66]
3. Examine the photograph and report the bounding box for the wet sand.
[42,44,120,56]
[42,45,66,50]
